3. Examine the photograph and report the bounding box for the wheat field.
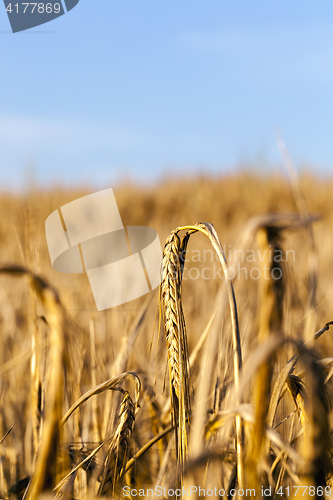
[1,171,333,499]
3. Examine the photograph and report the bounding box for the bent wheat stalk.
[0,266,65,499]
[161,222,244,488]
[98,390,138,496]
[161,230,190,474]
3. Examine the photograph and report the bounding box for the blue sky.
[1,1,333,188]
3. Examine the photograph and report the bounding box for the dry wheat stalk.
[161,231,181,396]
[59,371,140,497]
[161,222,244,488]
[293,346,331,500]
[248,225,285,492]
[98,390,137,496]
[0,266,65,499]
[61,371,140,425]
[161,230,191,471]
[161,232,189,401]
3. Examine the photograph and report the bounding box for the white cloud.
[0,115,146,153]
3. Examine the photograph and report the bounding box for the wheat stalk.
[161,222,244,487]
[0,266,65,499]
[161,229,191,483]
[98,390,138,496]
